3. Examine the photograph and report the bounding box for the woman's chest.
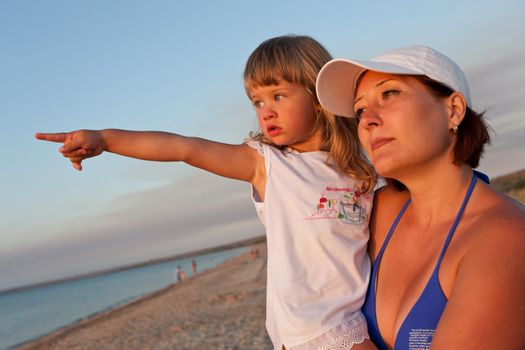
[373,225,468,347]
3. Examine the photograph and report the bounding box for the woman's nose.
[359,105,382,128]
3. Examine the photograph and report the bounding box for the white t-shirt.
[247,141,373,349]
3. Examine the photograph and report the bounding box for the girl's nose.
[261,105,276,120]
[263,112,275,120]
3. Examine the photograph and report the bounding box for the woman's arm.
[431,203,525,349]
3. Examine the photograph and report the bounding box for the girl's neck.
[289,145,322,153]
[289,128,324,153]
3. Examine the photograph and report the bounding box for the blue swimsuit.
[363,174,479,349]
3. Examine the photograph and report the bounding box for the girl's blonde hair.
[244,35,375,189]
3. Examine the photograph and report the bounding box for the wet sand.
[18,242,272,350]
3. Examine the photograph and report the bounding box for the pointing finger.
[35,132,69,143]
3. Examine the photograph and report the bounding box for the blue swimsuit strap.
[377,173,478,265]
[375,199,411,264]
[435,174,478,264]
[366,197,411,350]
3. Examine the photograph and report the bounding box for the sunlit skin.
[354,71,461,182]
[249,80,324,153]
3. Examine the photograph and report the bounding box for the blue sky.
[1,0,524,291]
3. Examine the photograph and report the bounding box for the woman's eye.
[382,90,399,99]
[354,107,365,121]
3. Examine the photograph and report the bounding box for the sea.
[0,247,248,350]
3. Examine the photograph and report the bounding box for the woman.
[316,45,525,349]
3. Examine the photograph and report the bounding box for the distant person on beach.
[316,45,525,349]
[36,35,378,350]
[250,247,259,260]
[191,260,197,275]
[175,265,183,283]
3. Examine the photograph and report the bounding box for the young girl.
[36,35,378,350]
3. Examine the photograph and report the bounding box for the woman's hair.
[389,76,492,192]
[243,35,375,188]
[415,76,491,168]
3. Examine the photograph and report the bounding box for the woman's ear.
[447,92,467,130]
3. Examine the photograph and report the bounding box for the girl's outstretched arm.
[35,129,262,184]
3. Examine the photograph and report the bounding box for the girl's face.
[248,80,323,152]
[354,71,454,178]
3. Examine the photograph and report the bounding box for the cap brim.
[316,58,422,118]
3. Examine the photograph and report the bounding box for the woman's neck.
[399,162,473,228]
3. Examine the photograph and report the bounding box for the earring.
[452,125,459,134]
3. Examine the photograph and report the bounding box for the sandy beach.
[18,242,272,350]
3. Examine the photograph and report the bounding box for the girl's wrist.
[99,129,112,153]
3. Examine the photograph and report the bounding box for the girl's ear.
[447,92,467,130]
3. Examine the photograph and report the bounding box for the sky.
[1,0,524,291]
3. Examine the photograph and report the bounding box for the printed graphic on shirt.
[305,183,372,224]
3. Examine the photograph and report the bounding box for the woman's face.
[354,71,454,179]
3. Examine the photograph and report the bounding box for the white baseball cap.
[316,45,471,118]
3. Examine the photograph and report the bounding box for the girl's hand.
[35,130,106,171]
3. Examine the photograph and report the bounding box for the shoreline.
[2,235,266,296]
[16,241,271,350]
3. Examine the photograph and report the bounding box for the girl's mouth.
[267,126,282,137]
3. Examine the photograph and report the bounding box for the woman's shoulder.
[458,182,525,269]
[436,182,525,350]
[467,181,525,239]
